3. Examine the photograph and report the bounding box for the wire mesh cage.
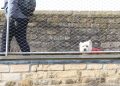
[7,12,120,53]
[0,0,120,55]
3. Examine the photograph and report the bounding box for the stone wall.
[0,11,120,86]
[0,61,120,86]
[26,11,120,51]
[1,11,120,52]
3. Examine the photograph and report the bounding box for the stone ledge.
[34,11,120,17]
[0,53,119,60]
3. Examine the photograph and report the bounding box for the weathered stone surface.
[99,70,117,77]
[0,65,9,73]
[87,64,103,70]
[101,42,120,49]
[22,73,38,80]
[48,71,78,78]
[65,79,76,84]
[37,65,43,71]
[81,70,100,77]
[94,18,109,24]
[65,64,86,70]
[31,65,38,72]
[2,73,21,81]
[81,77,103,83]
[106,77,120,83]
[1,11,120,52]
[108,24,120,29]
[18,80,33,86]
[50,79,62,85]
[1,11,120,86]
[42,64,64,71]
[0,74,2,80]
[103,64,120,70]
[5,81,16,86]
[0,81,6,86]
[10,65,30,72]
[22,71,48,80]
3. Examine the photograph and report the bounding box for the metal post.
[5,0,10,56]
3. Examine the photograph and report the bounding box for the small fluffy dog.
[79,40,102,53]
[79,40,92,52]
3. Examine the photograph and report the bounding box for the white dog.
[79,40,92,52]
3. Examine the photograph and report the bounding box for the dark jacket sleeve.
[9,0,18,17]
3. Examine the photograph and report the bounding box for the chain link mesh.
[0,1,120,53]
[1,11,120,52]
[0,2,120,86]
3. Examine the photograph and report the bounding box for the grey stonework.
[1,11,120,52]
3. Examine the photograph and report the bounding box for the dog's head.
[79,40,92,52]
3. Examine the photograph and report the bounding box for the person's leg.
[1,18,15,52]
[15,18,30,52]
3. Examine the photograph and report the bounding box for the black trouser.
[1,18,30,52]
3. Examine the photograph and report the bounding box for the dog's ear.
[79,42,83,45]
[88,40,92,44]
[88,40,92,49]
[79,42,81,46]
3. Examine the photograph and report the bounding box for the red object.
[91,48,102,54]
[92,48,102,51]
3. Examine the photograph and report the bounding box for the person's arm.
[8,0,18,17]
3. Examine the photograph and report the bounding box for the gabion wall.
[1,11,120,52]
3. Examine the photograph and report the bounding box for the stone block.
[48,71,78,78]
[0,81,6,86]
[101,42,120,49]
[50,79,62,85]
[37,65,43,71]
[81,77,102,83]
[65,64,86,70]
[100,70,116,77]
[115,18,120,24]
[18,80,33,86]
[2,73,21,81]
[10,65,30,72]
[106,77,120,83]
[22,73,38,80]
[42,64,64,71]
[31,65,38,72]
[87,64,103,70]
[81,70,100,77]
[5,81,16,86]
[103,64,120,70]
[94,18,109,24]
[108,24,120,29]
[0,65,9,73]
[65,79,77,84]
[108,18,117,24]
[22,71,48,80]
